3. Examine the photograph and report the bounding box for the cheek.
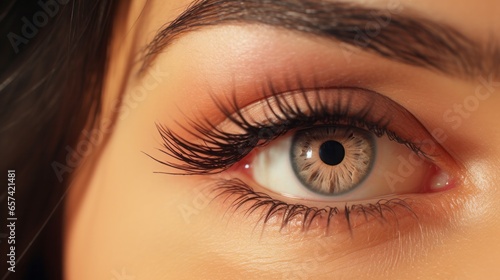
[65,116,293,279]
[65,126,195,279]
[63,135,404,280]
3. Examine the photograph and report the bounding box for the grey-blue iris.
[291,126,375,195]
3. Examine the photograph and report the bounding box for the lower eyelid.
[205,177,468,239]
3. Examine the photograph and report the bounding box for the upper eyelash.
[147,85,426,175]
[210,178,418,234]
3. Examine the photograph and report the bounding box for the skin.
[65,0,500,279]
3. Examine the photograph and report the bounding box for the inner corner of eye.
[231,125,455,201]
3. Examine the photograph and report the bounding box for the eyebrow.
[140,0,500,80]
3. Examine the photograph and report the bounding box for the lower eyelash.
[210,178,418,235]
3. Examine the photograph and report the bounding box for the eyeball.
[246,125,440,201]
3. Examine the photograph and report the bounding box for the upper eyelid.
[148,86,454,175]
[214,87,431,148]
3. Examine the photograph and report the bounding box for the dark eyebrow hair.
[140,0,500,80]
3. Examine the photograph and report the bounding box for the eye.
[150,86,457,232]
[247,124,435,201]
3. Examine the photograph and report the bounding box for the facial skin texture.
[65,0,500,279]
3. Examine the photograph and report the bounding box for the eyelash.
[149,86,426,175]
[210,178,418,234]
[147,84,432,233]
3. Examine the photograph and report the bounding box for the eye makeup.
[151,85,454,175]
[146,80,460,235]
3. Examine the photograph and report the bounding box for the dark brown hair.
[0,1,122,278]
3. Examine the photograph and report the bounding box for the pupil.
[319,140,345,166]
